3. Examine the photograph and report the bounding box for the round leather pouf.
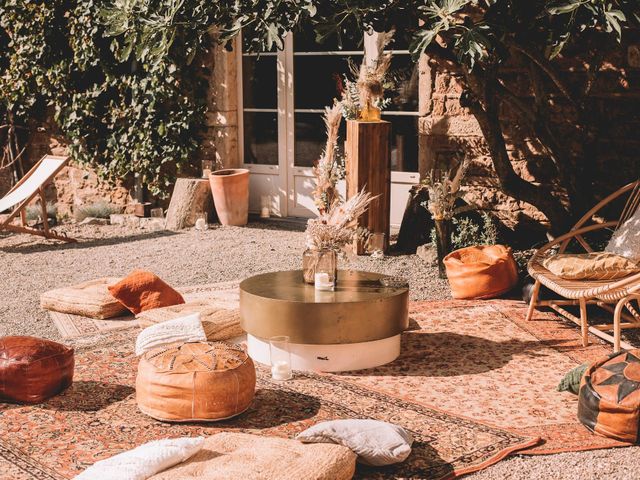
[578,349,640,443]
[0,336,74,404]
[444,245,518,299]
[136,342,256,422]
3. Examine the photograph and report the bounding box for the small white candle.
[271,360,291,380]
[260,206,270,218]
[195,218,207,230]
[202,168,212,178]
[314,272,334,290]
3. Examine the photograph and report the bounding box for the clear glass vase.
[302,249,337,285]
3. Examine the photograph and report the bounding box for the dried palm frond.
[312,102,344,213]
[305,189,377,251]
[357,53,392,110]
[421,154,471,221]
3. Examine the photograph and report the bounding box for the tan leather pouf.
[444,244,518,299]
[136,342,256,422]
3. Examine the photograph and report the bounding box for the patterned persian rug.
[49,281,239,339]
[1,298,631,479]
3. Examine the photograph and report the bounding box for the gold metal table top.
[239,270,409,344]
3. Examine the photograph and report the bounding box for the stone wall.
[418,39,640,235]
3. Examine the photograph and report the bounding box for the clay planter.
[209,169,250,226]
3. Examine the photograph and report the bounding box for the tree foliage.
[0,0,208,197]
[103,0,639,232]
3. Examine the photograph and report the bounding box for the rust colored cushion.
[0,336,74,404]
[578,350,640,443]
[108,270,184,315]
[444,245,519,299]
[136,300,243,341]
[136,342,256,422]
[149,432,357,480]
[40,277,128,319]
[542,252,640,280]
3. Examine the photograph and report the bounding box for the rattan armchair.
[527,180,640,352]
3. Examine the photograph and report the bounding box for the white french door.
[239,30,420,226]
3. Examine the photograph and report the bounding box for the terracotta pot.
[209,168,249,226]
[443,244,518,299]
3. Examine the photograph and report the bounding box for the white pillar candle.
[271,360,291,380]
[260,206,270,218]
[314,272,334,291]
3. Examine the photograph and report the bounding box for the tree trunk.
[465,68,573,234]
[165,178,215,230]
[434,218,452,279]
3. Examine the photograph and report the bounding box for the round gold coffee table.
[240,270,408,372]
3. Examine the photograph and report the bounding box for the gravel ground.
[1,219,639,478]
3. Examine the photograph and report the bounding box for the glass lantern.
[269,335,292,381]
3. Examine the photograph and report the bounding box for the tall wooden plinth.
[345,120,391,254]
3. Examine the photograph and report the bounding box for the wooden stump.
[345,120,391,254]
[395,185,433,253]
[165,178,215,230]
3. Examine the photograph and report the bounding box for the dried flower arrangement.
[305,190,376,252]
[421,154,472,221]
[312,103,345,214]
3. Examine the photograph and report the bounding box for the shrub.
[430,212,498,251]
[25,202,58,223]
[75,202,120,221]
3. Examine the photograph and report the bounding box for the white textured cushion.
[74,436,204,480]
[296,419,413,466]
[135,312,206,356]
[606,209,640,262]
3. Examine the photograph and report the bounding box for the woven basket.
[40,277,128,319]
[136,300,243,341]
[136,342,255,422]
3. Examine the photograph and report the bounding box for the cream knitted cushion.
[606,208,640,262]
[135,313,206,356]
[542,252,640,280]
[41,277,128,319]
[74,437,204,480]
[136,300,243,341]
[148,432,356,480]
[297,419,413,466]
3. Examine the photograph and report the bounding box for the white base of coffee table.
[247,334,401,373]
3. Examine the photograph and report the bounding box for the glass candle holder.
[150,208,164,218]
[202,159,214,178]
[194,213,208,231]
[269,335,292,381]
[368,232,386,258]
[315,249,337,290]
[260,195,271,218]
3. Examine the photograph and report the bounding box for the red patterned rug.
[339,299,629,455]
[0,299,632,480]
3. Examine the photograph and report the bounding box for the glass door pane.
[293,34,363,168]
[242,54,278,165]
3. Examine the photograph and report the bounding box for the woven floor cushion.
[444,245,519,299]
[136,342,255,422]
[136,300,243,341]
[578,349,640,443]
[149,432,357,480]
[0,336,74,404]
[40,277,128,319]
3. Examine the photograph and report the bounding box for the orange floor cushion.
[108,270,184,314]
[40,277,128,319]
[444,245,518,299]
[136,342,256,422]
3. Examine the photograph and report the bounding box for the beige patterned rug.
[49,281,239,339]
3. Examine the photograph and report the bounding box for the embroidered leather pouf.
[444,245,518,299]
[578,350,640,443]
[136,341,256,422]
[0,336,74,404]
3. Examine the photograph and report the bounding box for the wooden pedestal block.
[345,120,391,254]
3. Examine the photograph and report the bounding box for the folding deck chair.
[0,155,76,243]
